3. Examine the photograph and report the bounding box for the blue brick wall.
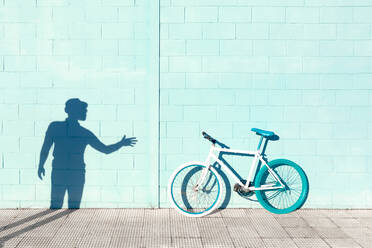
[0,0,159,208]
[1,0,372,209]
[159,0,372,209]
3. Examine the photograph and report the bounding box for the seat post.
[257,136,264,151]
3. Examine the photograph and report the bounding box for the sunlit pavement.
[0,209,371,248]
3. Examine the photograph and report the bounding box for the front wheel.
[168,162,222,217]
[255,159,309,214]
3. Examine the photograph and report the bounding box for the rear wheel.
[255,159,309,214]
[168,163,222,217]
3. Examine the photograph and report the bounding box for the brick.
[69,23,101,40]
[253,40,285,56]
[160,73,185,88]
[117,105,148,121]
[3,89,37,104]
[102,0,134,6]
[335,90,369,106]
[302,90,336,106]
[160,24,169,39]
[203,23,235,39]
[305,0,372,6]
[3,120,34,136]
[285,74,320,89]
[86,40,118,56]
[283,106,318,122]
[70,56,102,71]
[169,89,234,105]
[53,40,86,56]
[172,0,233,6]
[355,41,372,56]
[220,40,252,56]
[134,23,150,39]
[85,170,117,186]
[184,106,217,121]
[353,7,372,23]
[160,57,169,72]
[237,24,269,39]
[185,73,219,88]
[160,7,185,23]
[169,57,201,72]
[320,8,352,23]
[286,7,319,23]
[270,24,304,39]
[38,23,69,40]
[101,88,134,104]
[86,7,118,22]
[353,74,372,89]
[319,41,354,56]
[217,106,251,121]
[160,106,183,121]
[300,123,333,139]
[320,74,354,90]
[268,90,302,106]
[270,57,302,73]
[4,56,36,72]
[337,24,370,39]
[169,24,202,39]
[0,104,19,120]
[303,57,370,74]
[252,7,285,23]
[20,40,53,56]
[0,7,52,22]
[4,24,35,39]
[202,56,268,73]
[101,186,133,202]
[161,40,185,56]
[166,122,199,137]
[4,0,36,6]
[119,7,147,22]
[102,23,134,39]
[160,138,183,154]
[0,73,19,87]
[0,40,20,56]
[237,0,304,6]
[0,169,19,184]
[185,7,218,22]
[235,90,269,105]
[3,185,35,201]
[37,0,68,6]
[304,24,337,39]
[287,41,319,56]
[333,123,368,140]
[252,74,286,89]
[186,40,219,55]
[219,7,251,23]
[0,136,19,152]
[53,7,86,22]
[250,106,284,122]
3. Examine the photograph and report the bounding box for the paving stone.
[231,237,265,248]
[303,217,338,228]
[262,238,298,248]
[292,238,330,248]
[285,227,321,238]
[331,217,362,228]
[325,238,362,248]
[312,227,349,239]
[276,217,309,228]
[172,237,203,247]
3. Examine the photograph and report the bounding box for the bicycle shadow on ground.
[0,209,74,248]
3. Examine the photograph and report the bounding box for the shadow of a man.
[37,98,137,209]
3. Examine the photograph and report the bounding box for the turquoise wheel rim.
[170,164,220,215]
[255,159,309,214]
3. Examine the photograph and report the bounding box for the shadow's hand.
[121,135,138,147]
[38,167,45,180]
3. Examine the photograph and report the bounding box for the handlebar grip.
[202,131,216,144]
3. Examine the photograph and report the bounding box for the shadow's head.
[65,98,88,121]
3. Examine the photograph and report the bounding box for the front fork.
[194,145,215,191]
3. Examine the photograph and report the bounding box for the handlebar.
[202,131,216,144]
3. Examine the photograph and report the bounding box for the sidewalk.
[0,209,371,248]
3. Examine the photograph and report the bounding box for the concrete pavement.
[0,209,371,248]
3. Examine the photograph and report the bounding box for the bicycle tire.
[168,162,223,217]
[255,159,309,214]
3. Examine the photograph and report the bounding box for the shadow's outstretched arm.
[89,135,137,154]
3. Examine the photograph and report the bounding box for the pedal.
[233,183,240,192]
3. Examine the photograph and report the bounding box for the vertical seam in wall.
[157,0,161,208]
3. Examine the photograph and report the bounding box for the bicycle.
[168,128,309,217]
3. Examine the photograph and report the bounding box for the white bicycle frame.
[196,142,285,192]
